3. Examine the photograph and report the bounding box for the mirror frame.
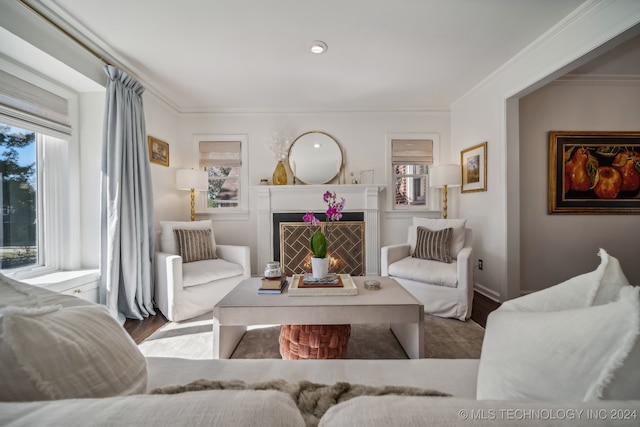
[288,131,343,184]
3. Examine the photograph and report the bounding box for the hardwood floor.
[124,311,168,344]
[470,291,501,328]
[124,291,500,344]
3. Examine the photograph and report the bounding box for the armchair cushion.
[181,259,246,288]
[160,220,216,256]
[412,226,452,263]
[388,257,458,288]
[410,218,466,258]
[174,229,217,263]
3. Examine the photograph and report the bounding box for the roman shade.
[0,70,71,136]
[199,141,241,167]
[391,139,433,165]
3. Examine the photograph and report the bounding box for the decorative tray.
[288,274,358,296]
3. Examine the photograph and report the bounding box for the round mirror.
[288,131,343,184]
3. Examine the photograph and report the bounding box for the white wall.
[144,93,182,233]
[519,80,640,290]
[451,1,640,301]
[78,92,105,268]
[176,111,450,273]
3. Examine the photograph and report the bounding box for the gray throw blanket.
[150,379,450,427]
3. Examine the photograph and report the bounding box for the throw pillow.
[159,219,217,255]
[0,304,147,401]
[500,248,630,313]
[412,226,452,263]
[173,228,217,263]
[477,285,640,401]
[410,218,467,258]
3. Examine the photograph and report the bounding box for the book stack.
[258,275,288,294]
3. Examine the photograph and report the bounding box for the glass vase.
[272,160,287,185]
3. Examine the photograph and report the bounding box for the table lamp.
[176,169,209,221]
[430,164,461,219]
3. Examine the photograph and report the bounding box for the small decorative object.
[460,142,487,193]
[272,160,287,185]
[260,179,268,185]
[148,136,169,167]
[264,261,282,278]
[548,131,640,214]
[266,131,291,186]
[303,191,346,279]
[364,279,381,290]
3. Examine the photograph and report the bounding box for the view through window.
[0,123,37,269]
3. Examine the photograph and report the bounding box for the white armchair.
[381,218,473,321]
[155,220,250,322]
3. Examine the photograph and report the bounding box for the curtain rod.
[18,0,112,66]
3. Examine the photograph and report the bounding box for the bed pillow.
[0,304,147,401]
[500,248,629,313]
[160,219,217,256]
[410,218,466,258]
[412,227,452,263]
[477,285,640,401]
[173,229,217,263]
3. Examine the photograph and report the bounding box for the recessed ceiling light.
[307,40,328,54]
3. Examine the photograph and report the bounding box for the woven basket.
[279,324,351,360]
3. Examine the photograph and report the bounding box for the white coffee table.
[212,275,424,359]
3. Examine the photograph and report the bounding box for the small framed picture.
[148,136,169,167]
[460,142,487,193]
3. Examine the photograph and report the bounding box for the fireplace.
[274,212,365,276]
[253,185,384,276]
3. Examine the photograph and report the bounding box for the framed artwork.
[148,136,169,167]
[548,131,640,214]
[460,142,487,193]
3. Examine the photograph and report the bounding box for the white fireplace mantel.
[253,185,386,275]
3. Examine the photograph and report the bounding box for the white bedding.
[145,357,480,398]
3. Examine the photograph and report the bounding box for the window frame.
[386,132,440,212]
[0,61,81,279]
[194,134,248,219]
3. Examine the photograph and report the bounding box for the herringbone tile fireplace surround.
[279,221,366,276]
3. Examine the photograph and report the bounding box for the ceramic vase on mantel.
[272,160,287,185]
[311,257,330,279]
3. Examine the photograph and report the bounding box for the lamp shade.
[430,164,461,188]
[176,169,209,191]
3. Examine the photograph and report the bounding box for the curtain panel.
[100,65,155,320]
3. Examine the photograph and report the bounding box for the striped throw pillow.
[412,226,453,263]
[173,229,217,263]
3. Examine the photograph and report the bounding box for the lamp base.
[190,188,196,221]
[442,185,448,219]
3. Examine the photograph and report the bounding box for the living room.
[1,1,638,300]
[1,1,639,425]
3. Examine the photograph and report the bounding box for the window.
[391,139,433,208]
[0,124,38,269]
[0,67,78,276]
[196,135,248,214]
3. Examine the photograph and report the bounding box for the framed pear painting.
[548,131,640,214]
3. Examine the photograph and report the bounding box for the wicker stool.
[279,324,351,360]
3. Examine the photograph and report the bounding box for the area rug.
[138,312,484,360]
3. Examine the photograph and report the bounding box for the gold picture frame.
[148,136,169,167]
[548,131,640,214]
[460,142,487,193]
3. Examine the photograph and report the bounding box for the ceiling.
[12,0,623,112]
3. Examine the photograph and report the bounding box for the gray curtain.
[100,65,155,320]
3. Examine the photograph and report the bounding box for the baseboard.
[473,281,500,302]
